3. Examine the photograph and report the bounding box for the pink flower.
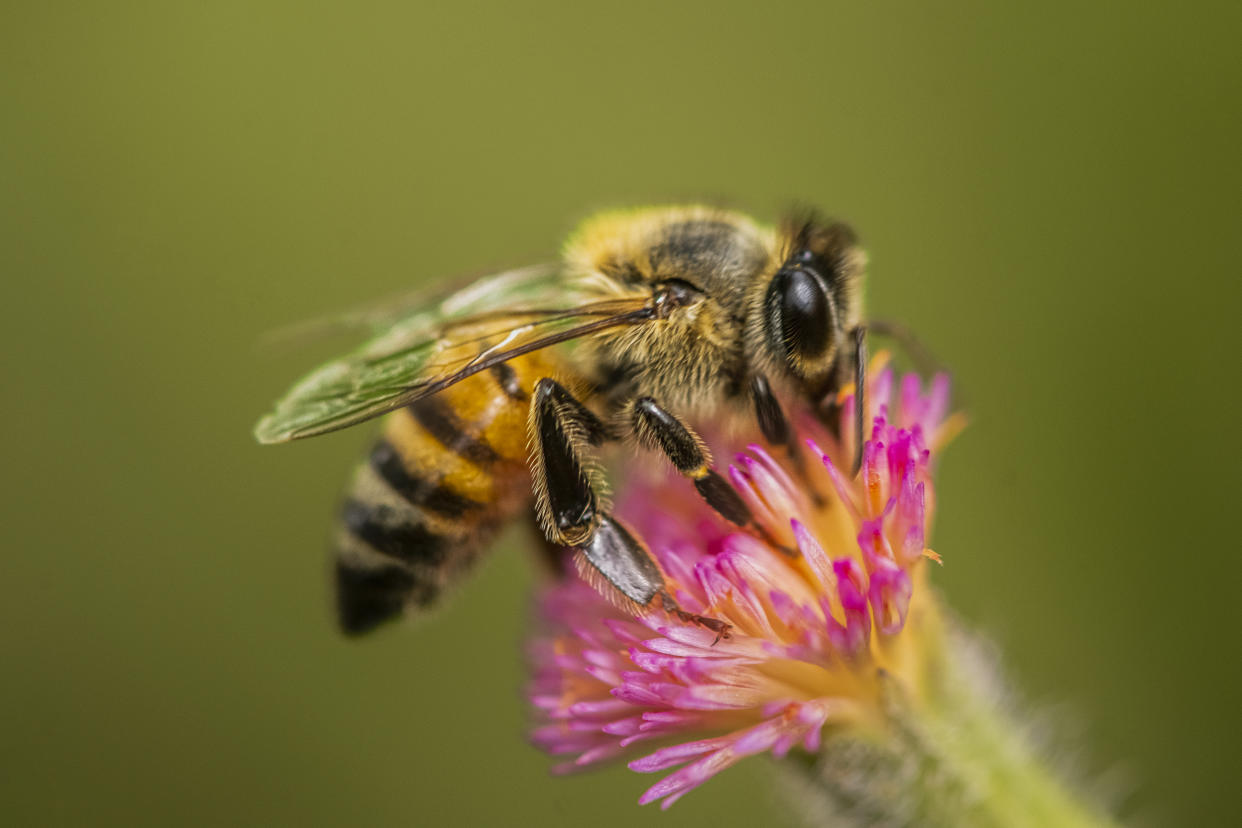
[528,359,960,808]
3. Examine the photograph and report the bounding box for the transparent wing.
[258,263,560,348]
[254,266,649,444]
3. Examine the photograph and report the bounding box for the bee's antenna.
[867,318,943,377]
[868,318,966,413]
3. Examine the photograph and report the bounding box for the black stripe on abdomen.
[335,560,420,636]
[407,396,501,467]
[369,440,482,518]
[490,362,528,401]
[341,499,448,566]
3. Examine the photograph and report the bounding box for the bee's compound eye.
[767,267,835,363]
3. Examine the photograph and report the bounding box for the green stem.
[780,621,1117,827]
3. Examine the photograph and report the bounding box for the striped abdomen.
[334,353,556,635]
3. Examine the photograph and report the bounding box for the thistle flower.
[528,359,1113,826]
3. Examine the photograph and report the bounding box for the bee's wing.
[259,263,563,348]
[254,267,651,444]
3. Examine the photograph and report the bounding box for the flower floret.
[529,364,955,806]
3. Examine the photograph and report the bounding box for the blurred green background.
[3,3,1239,826]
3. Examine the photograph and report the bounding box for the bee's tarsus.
[574,515,668,609]
[692,471,752,527]
[660,592,732,644]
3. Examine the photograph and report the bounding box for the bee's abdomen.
[333,359,545,635]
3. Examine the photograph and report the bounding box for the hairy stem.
[779,614,1116,827]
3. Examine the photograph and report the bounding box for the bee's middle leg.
[627,397,754,528]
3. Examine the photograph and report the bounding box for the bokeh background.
[3,3,1239,826]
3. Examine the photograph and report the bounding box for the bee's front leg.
[529,379,730,640]
[529,378,612,548]
[577,515,730,642]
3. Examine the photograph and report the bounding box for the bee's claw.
[673,608,732,644]
[657,590,731,643]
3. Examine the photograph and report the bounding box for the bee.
[255,206,868,637]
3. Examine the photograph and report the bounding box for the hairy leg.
[528,378,731,639]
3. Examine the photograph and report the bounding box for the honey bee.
[255,206,868,637]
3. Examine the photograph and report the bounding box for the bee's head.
[754,217,865,388]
